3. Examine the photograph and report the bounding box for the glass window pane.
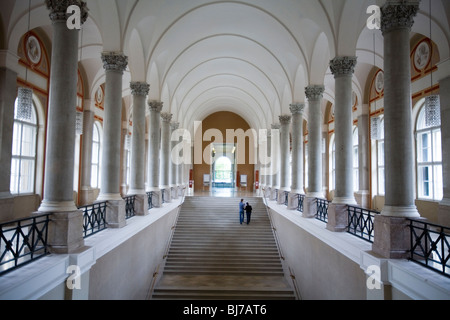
[433,130,442,162]
[378,167,385,195]
[418,132,431,163]
[91,165,98,188]
[418,165,431,198]
[10,158,20,194]
[12,122,22,156]
[378,140,385,166]
[20,159,35,193]
[434,165,443,201]
[21,124,36,157]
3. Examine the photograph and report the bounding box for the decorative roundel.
[26,35,42,65]
[95,87,104,104]
[414,40,431,71]
[375,70,384,93]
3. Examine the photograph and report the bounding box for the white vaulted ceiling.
[2,0,450,133]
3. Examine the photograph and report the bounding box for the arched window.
[416,105,442,200]
[353,126,359,192]
[10,98,38,194]
[91,122,102,188]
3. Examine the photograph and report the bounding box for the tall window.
[330,134,336,190]
[416,106,442,200]
[11,99,37,194]
[353,126,359,192]
[377,119,385,195]
[91,122,102,188]
[214,156,232,182]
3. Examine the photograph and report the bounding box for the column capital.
[46,0,88,24]
[130,82,150,96]
[305,85,325,101]
[330,56,357,77]
[101,52,128,73]
[279,115,292,125]
[289,103,305,115]
[170,122,180,130]
[381,0,420,34]
[148,100,163,112]
[161,112,173,123]
[271,123,281,130]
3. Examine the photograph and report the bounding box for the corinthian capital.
[289,103,305,115]
[305,85,325,101]
[279,115,292,125]
[130,82,150,96]
[170,122,180,130]
[161,112,173,123]
[330,56,357,77]
[148,100,163,112]
[381,0,420,34]
[46,0,88,23]
[101,52,128,73]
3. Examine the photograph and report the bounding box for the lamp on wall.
[424,0,441,128]
[17,0,33,121]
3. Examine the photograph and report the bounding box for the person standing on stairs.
[239,199,245,224]
[245,202,252,225]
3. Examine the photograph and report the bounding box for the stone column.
[147,100,163,207]
[38,1,88,253]
[356,106,370,209]
[0,51,18,222]
[288,104,305,209]
[270,123,281,201]
[438,76,450,227]
[264,130,272,198]
[79,109,95,206]
[128,82,149,215]
[96,52,128,229]
[160,112,173,203]
[177,128,185,197]
[170,121,179,200]
[327,56,357,232]
[303,86,325,218]
[373,0,420,259]
[120,128,128,196]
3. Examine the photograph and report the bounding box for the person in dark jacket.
[245,202,252,225]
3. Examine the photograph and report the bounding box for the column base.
[355,190,370,209]
[105,200,126,229]
[332,196,356,206]
[96,193,124,202]
[270,188,279,201]
[148,190,162,208]
[372,215,411,259]
[326,203,348,232]
[134,194,149,216]
[381,205,420,218]
[161,188,172,203]
[287,193,303,210]
[38,200,78,213]
[438,199,450,227]
[79,187,97,207]
[46,210,85,254]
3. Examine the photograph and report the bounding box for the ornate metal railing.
[408,219,450,278]
[297,194,305,213]
[283,191,289,206]
[147,192,154,210]
[347,205,380,243]
[0,214,51,276]
[124,195,136,219]
[315,198,330,223]
[79,201,107,238]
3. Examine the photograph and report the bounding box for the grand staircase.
[151,196,296,300]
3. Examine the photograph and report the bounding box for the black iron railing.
[124,195,136,219]
[0,214,50,276]
[408,219,450,278]
[79,201,107,238]
[315,198,330,223]
[161,189,166,204]
[347,205,380,243]
[283,191,289,206]
[147,192,154,210]
[297,194,305,213]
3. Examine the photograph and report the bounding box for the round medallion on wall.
[96,87,104,104]
[26,35,42,65]
[414,40,431,71]
[375,70,384,93]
